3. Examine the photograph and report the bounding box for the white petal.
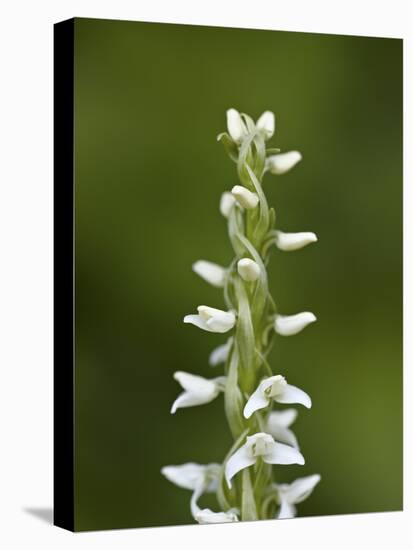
[256,111,275,140]
[267,408,298,428]
[275,312,317,336]
[267,151,302,175]
[264,440,305,465]
[225,444,257,488]
[266,423,299,449]
[195,508,239,524]
[278,498,297,519]
[206,311,236,333]
[171,372,221,413]
[231,185,259,209]
[275,231,318,251]
[183,314,211,331]
[276,383,312,409]
[243,386,270,419]
[209,338,232,367]
[220,192,236,218]
[237,258,261,282]
[161,463,206,491]
[173,371,218,394]
[192,260,226,287]
[284,474,321,504]
[227,108,246,143]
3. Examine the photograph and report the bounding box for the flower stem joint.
[162,108,321,523]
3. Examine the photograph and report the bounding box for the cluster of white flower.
[162,108,320,524]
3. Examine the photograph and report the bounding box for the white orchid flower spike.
[256,111,275,140]
[184,305,236,333]
[171,371,226,414]
[274,230,318,251]
[244,375,311,419]
[266,408,299,449]
[225,432,304,488]
[275,312,316,336]
[209,337,233,367]
[275,474,321,519]
[192,260,227,288]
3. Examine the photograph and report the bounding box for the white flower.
[225,432,304,488]
[194,508,239,524]
[237,258,261,282]
[192,260,227,288]
[231,185,259,209]
[161,462,229,522]
[266,409,299,449]
[274,230,318,251]
[267,151,302,175]
[243,375,311,419]
[209,338,233,367]
[184,305,236,333]
[275,474,321,519]
[171,371,226,414]
[161,462,220,492]
[275,312,316,336]
[256,111,275,140]
[220,191,236,218]
[226,108,247,143]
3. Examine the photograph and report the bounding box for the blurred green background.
[73,18,402,531]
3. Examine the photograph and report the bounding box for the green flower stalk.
[161,108,321,524]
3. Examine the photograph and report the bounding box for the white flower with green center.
[267,151,302,174]
[275,474,321,519]
[225,432,304,488]
[274,230,318,251]
[171,371,226,414]
[243,375,311,419]
[266,408,299,449]
[274,312,317,336]
[192,260,227,287]
[184,305,236,333]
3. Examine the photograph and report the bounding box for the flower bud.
[275,312,316,336]
[237,258,261,282]
[231,185,259,209]
[256,111,275,140]
[275,230,318,251]
[192,260,226,287]
[219,191,236,218]
[226,108,247,143]
[267,151,302,175]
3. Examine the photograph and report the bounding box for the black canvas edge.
[53,17,75,532]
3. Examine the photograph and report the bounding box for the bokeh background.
[73,18,402,531]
